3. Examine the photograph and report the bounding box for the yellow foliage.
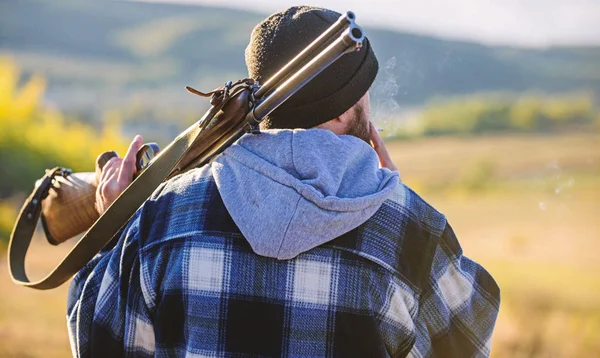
[417,93,598,136]
[544,94,593,121]
[0,201,17,243]
[0,56,129,241]
[509,96,540,130]
[0,58,46,119]
[0,56,128,172]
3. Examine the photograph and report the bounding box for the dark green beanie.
[245,6,379,129]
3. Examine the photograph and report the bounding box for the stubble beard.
[346,104,371,144]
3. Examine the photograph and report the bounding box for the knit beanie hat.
[245,6,379,129]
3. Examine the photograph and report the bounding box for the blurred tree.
[509,96,541,131]
[0,57,129,243]
[0,202,16,247]
[543,94,594,127]
[417,93,598,137]
[0,57,129,199]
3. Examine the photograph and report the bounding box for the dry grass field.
[1,132,598,357]
[387,132,600,357]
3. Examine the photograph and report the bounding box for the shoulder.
[383,183,447,236]
[145,165,216,212]
[329,184,447,294]
[135,165,241,248]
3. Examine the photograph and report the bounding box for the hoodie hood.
[211,128,399,259]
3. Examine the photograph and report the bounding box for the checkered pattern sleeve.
[409,224,501,358]
[67,212,155,358]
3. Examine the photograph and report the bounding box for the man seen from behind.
[68,6,500,357]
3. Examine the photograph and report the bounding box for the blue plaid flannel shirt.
[67,166,500,357]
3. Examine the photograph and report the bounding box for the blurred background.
[0,0,598,357]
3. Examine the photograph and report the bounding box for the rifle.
[8,11,365,289]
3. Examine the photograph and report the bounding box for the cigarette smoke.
[371,57,400,138]
[538,161,575,212]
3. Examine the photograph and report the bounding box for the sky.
[138,0,600,47]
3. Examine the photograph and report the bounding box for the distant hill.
[1,0,599,112]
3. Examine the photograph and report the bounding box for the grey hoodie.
[211,128,399,259]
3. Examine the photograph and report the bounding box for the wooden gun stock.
[40,150,121,244]
[40,172,99,245]
[39,88,252,245]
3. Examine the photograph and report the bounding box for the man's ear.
[336,108,354,125]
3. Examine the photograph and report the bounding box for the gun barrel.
[255,11,356,98]
[248,24,364,125]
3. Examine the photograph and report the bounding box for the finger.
[369,122,398,171]
[96,151,119,171]
[94,199,104,215]
[369,122,385,151]
[101,171,120,205]
[118,135,143,185]
[96,151,119,183]
[96,180,107,208]
[101,157,120,176]
[96,160,120,214]
[100,158,121,183]
[369,122,386,157]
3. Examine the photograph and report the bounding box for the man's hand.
[95,135,143,214]
[369,122,399,174]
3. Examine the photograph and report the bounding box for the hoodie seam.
[276,196,302,259]
[290,130,297,177]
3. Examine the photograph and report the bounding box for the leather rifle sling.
[8,107,218,290]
